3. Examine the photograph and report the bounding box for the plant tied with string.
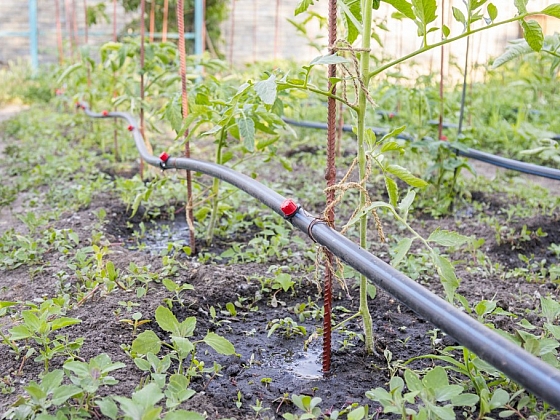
[281,0,560,354]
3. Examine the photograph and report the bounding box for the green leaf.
[434,385,464,402]
[487,3,497,21]
[423,366,449,389]
[50,317,81,331]
[489,389,510,409]
[385,176,399,207]
[22,310,42,332]
[391,237,414,268]
[432,253,459,302]
[164,411,205,420]
[310,54,351,66]
[452,7,466,26]
[380,140,404,154]
[340,0,363,43]
[542,4,560,18]
[155,306,181,335]
[442,25,450,38]
[25,382,47,402]
[411,0,437,29]
[171,337,195,358]
[540,296,560,323]
[254,74,277,105]
[0,301,17,309]
[39,369,64,394]
[347,406,366,420]
[545,323,560,339]
[404,369,423,392]
[521,20,544,52]
[345,202,394,228]
[97,397,119,419]
[380,125,407,143]
[451,393,479,407]
[134,382,165,407]
[203,332,236,355]
[427,228,470,247]
[8,325,32,341]
[383,0,415,19]
[398,189,416,219]
[131,330,162,355]
[491,39,534,68]
[238,117,256,152]
[385,164,427,187]
[514,0,528,14]
[51,385,82,405]
[295,0,314,16]
[164,99,183,133]
[56,62,83,84]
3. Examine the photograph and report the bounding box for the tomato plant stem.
[357,0,375,354]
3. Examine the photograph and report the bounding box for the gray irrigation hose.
[78,103,560,410]
[286,117,560,181]
[281,117,415,141]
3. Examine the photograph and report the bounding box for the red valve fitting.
[280,199,299,218]
[102,110,109,116]
[159,152,170,163]
[127,125,134,131]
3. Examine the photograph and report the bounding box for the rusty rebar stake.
[177,0,197,254]
[139,0,146,179]
[323,0,338,374]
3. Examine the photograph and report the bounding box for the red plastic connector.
[280,199,299,218]
[159,152,170,163]
[102,110,109,116]
[127,125,134,131]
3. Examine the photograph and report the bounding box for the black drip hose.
[281,117,415,141]
[287,117,560,181]
[77,104,560,410]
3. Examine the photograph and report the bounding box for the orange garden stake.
[149,0,156,42]
[177,0,197,254]
[323,0,338,374]
[162,0,169,42]
[55,0,64,65]
[140,0,146,178]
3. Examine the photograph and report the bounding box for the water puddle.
[128,217,190,254]
[266,346,323,380]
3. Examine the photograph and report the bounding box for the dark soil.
[1,108,560,419]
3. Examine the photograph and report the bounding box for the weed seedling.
[120,312,151,335]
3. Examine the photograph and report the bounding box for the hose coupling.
[159,152,170,169]
[280,198,300,221]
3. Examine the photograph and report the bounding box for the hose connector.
[280,198,300,220]
[159,152,170,169]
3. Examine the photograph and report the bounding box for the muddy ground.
[1,107,560,418]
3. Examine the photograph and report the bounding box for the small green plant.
[162,278,194,308]
[3,369,82,419]
[6,299,83,370]
[267,317,307,339]
[282,395,322,420]
[131,305,235,382]
[120,311,151,335]
[366,366,479,419]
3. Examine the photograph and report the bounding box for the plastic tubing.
[78,104,560,410]
[281,117,415,141]
[285,117,560,181]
